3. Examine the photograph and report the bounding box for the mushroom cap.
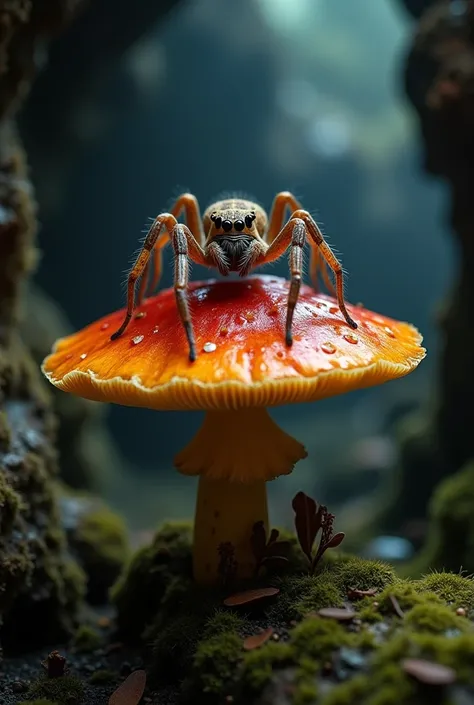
[42,275,425,411]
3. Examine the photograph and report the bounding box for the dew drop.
[316,301,328,310]
[65,353,73,361]
[343,332,359,344]
[321,342,336,354]
[80,353,87,360]
[384,327,395,338]
[135,311,146,319]
[203,342,217,353]
[152,326,159,334]
[219,327,228,337]
[132,335,144,345]
[100,322,110,331]
[276,351,284,359]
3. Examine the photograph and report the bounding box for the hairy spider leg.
[266,191,336,296]
[149,193,205,295]
[110,213,207,360]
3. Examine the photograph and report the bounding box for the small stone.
[402,658,456,686]
[456,607,466,617]
[318,607,356,622]
[203,342,217,353]
[11,680,27,693]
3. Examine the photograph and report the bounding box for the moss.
[26,675,84,704]
[153,612,205,684]
[0,470,21,533]
[417,571,474,609]
[189,631,243,698]
[241,642,293,692]
[72,624,102,653]
[404,602,469,634]
[408,462,474,576]
[270,574,343,621]
[112,521,192,642]
[291,616,351,661]
[372,581,442,615]
[328,555,397,593]
[72,507,129,604]
[89,669,117,685]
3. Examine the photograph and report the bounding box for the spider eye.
[214,216,222,229]
[222,219,233,232]
[245,215,253,228]
[234,219,245,232]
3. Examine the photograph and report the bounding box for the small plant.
[41,650,67,678]
[292,491,345,574]
[250,521,291,576]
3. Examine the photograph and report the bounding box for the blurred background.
[19,0,453,536]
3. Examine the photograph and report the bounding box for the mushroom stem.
[175,407,307,583]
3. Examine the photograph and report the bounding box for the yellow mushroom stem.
[174,407,307,584]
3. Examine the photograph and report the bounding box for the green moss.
[328,555,397,592]
[89,669,117,685]
[372,581,441,615]
[112,521,192,642]
[270,574,342,621]
[0,472,21,533]
[0,409,10,451]
[404,602,468,634]
[190,631,243,698]
[72,624,102,653]
[417,571,474,608]
[153,612,205,683]
[72,507,129,604]
[241,642,293,693]
[291,616,350,661]
[26,675,84,704]
[408,462,474,576]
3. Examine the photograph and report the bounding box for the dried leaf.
[109,669,147,705]
[250,521,267,561]
[243,627,274,650]
[389,594,405,619]
[317,607,356,622]
[402,659,456,686]
[347,587,378,601]
[324,532,345,550]
[292,491,322,562]
[223,587,280,607]
[263,540,292,558]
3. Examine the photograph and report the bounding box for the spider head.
[203,198,267,238]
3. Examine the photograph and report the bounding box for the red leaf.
[324,532,345,550]
[223,587,279,607]
[243,627,274,650]
[109,670,147,705]
[250,521,267,561]
[292,491,322,562]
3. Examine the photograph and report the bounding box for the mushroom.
[41,275,425,583]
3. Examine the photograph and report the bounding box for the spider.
[110,191,357,361]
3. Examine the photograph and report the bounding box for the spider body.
[111,191,357,362]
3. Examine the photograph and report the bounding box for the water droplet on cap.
[100,322,110,331]
[203,342,217,353]
[153,326,159,334]
[132,335,144,345]
[384,327,395,338]
[135,311,146,319]
[344,332,359,344]
[321,342,336,354]
[80,353,87,360]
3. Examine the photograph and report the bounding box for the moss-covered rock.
[25,675,84,704]
[111,522,474,704]
[407,462,474,577]
[72,624,102,653]
[60,492,129,604]
[88,669,117,685]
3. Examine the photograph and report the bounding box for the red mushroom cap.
[42,275,425,411]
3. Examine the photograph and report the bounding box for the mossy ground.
[111,522,474,704]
